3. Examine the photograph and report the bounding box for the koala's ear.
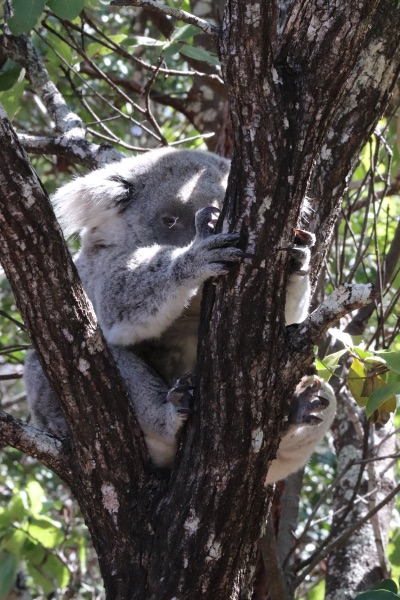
[52,162,131,237]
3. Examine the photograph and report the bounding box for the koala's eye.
[161,214,180,229]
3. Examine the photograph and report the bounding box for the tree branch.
[346,218,400,335]
[292,284,375,348]
[110,0,220,41]
[0,103,146,492]
[2,28,127,168]
[3,32,84,136]
[18,133,124,169]
[0,411,73,482]
[296,480,400,585]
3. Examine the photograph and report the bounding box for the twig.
[110,0,220,42]
[3,33,84,137]
[0,373,23,380]
[295,481,400,585]
[18,133,124,168]
[291,283,376,348]
[0,310,27,330]
[69,13,223,80]
[0,411,72,482]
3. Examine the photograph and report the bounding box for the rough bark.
[1,0,400,599]
[325,390,396,599]
[0,108,148,594]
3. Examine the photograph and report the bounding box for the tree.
[0,1,399,598]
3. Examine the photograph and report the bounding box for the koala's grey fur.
[25,147,336,478]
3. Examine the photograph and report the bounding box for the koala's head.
[53,148,230,249]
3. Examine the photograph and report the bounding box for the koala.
[24,147,336,480]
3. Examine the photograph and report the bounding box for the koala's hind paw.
[167,372,195,417]
[289,378,332,426]
[284,228,316,274]
[293,228,316,248]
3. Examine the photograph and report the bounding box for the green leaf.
[27,553,70,593]
[388,531,400,567]
[26,481,44,515]
[316,351,346,382]
[2,529,26,556]
[0,60,24,92]
[353,346,374,360]
[315,357,332,382]
[348,357,367,406]
[170,24,199,42]
[25,516,64,548]
[179,44,220,66]
[371,580,398,593]
[122,36,164,47]
[86,35,128,58]
[0,551,19,598]
[163,41,183,59]
[375,351,400,375]
[8,0,46,35]
[322,348,349,369]
[353,592,399,599]
[46,0,84,20]
[0,79,25,118]
[328,327,354,348]
[46,31,74,65]
[5,495,28,524]
[365,383,400,418]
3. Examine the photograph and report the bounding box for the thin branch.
[290,283,376,347]
[68,13,223,80]
[17,133,125,168]
[0,309,27,330]
[0,373,23,380]
[295,481,400,585]
[0,411,73,482]
[3,28,127,168]
[110,0,220,42]
[3,33,84,137]
[346,217,400,337]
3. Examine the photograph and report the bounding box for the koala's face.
[110,149,230,248]
[53,148,230,250]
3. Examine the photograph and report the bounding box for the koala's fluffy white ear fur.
[52,162,126,237]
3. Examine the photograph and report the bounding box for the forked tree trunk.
[1,0,400,598]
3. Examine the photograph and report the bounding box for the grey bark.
[325,390,396,599]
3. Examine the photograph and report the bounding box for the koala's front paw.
[167,372,195,420]
[187,231,243,281]
[287,228,316,274]
[289,377,332,426]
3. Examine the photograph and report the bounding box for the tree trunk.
[324,391,396,599]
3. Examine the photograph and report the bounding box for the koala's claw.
[282,228,315,274]
[310,396,330,410]
[167,373,195,415]
[195,206,221,239]
[293,229,316,248]
[302,415,323,426]
[289,378,331,426]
